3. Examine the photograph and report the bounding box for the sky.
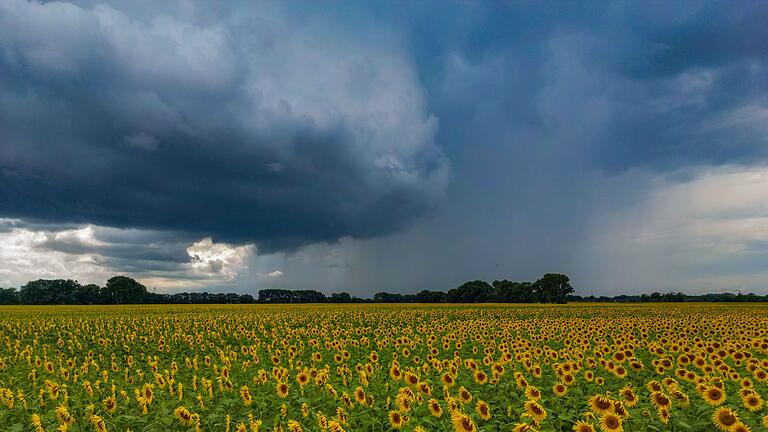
[1,1,768,297]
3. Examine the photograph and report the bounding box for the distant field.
[0,303,766,431]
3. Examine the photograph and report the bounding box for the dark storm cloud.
[0,0,447,251]
[2,1,768,295]
[258,0,768,296]
[614,3,768,77]
[39,235,190,263]
[375,1,768,173]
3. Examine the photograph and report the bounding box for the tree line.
[3,275,765,305]
[569,291,768,302]
[373,274,574,304]
[0,273,574,305]
[0,277,257,305]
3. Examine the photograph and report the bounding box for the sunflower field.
[0,303,766,432]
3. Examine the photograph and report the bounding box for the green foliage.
[102,275,148,304]
[532,273,573,304]
[19,279,80,304]
[0,287,19,305]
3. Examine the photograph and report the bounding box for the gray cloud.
[2,1,768,295]
[0,0,447,251]
[0,219,254,290]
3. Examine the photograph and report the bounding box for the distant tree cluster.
[0,273,575,305]
[0,275,764,305]
[257,289,365,303]
[373,274,574,304]
[570,291,768,303]
[0,277,255,305]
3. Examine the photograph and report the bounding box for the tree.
[415,290,446,303]
[101,276,147,304]
[330,292,353,303]
[533,273,573,304]
[76,284,103,304]
[0,287,19,305]
[20,279,80,305]
[292,290,327,303]
[492,280,536,303]
[446,280,493,303]
[258,289,293,303]
[373,292,411,303]
[239,294,255,303]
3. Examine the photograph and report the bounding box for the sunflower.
[712,407,740,431]
[658,407,670,425]
[512,423,538,432]
[458,386,472,404]
[326,384,338,399]
[598,412,623,432]
[613,366,627,378]
[102,395,117,414]
[515,373,529,388]
[48,383,60,400]
[396,393,411,413]
[553,383,568,397]
[612,401,629,419]
[492,363,505,376]
[441,372,455,387]
[573,421,596,432]
[671,389,690,407]
[141,383,154,404]
[404,372,420,386]
[703,386,726,406]
[387,410,406,429]
[739,388,756,399]
[476,400,491,421]
[296,372,309,387]
[650,391,671,410]
[336,407,348,425]
[390,365,402,381]
[525,386,541,401]
[731,423,751,432]
[754,369,767,382]
[446,395,461,412]
[55,405,75,425]
[354,387,366,404]
[240,385,252,406]
[647,380,663,393]
[451,411,477,432]
[90,415,108,432]
[619,386,637,408]
[428,399,443,417]
[276,382,289,399]
[588,395,614,415]
[174,406,194,426]
[743,394,763,412]
[524,399,547,424]
[315,412,328,429]
[474,370,488,384]
[31,414,44,432]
